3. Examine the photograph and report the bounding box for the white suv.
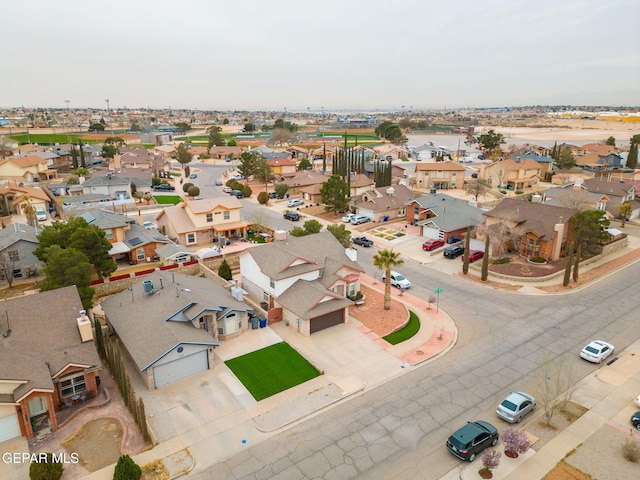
[382,271,411,289]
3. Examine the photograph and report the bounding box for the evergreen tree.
[462,227,471,275]
[572,244,581,283]
[322,143,327,172]
[627,143,638,169]
[320,175,349,214]
[29,452,63,480]
[113,455,142,480]
[563,241,575,287]
[481,235,490,281]
[70,144,79,169]
[79,142,86,168]
[218,259,232,281]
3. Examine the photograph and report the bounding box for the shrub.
[492,258,511,265]
[530,256,546,263]
[226,179,236,187]
[227,139,237,146]
[502,428,531,456]
[217,259,232,281]
[241,185,252,198]
[257,191,269,204]
[29,453,63,480]
[622,436,640,462]
[500,189,507,194]
[184,165,190,178]
[182,182,194,193]
[113,455,141,480]
[187,185,200,197]
[515,190,524,195]
[274,183,289,198]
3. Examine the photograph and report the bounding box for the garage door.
[153,350,209,388]
[310,309,344,334]
[421,227,442,239]
[0,414,21,443]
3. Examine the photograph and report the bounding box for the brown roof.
[185,196,242,213]
[350,173,375,188]
[267,158,297,167]
[416,162,466,172]
[582,178,635,197]
[4,155,46,168]
[283,170,327,188]
[353,185,418,213]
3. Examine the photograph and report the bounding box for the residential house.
[285,146,309,159]
[153,144,176,159]
[510,153,554,178]
[406,193,485,242]
[0,155,57,183]
[115,147,164,171]
[101,271,253,389]
[205,146,243,160]
[483,198,577,261]
[155,197,247,247]
[298,183,324,204]
[410,144,449,161]
[581,177,639,219]
[375,145,409,160]
[155,244,196,265]
[71,209,170,264]
[353,185,418,222]
[0,286,101,440]
[349,173,375,197]
[551,167,594,185]
[0,223,41,281]
[79,173,151,201]
[0,183,49,216]
[282,170,327,195]
[267,158,297,177]
[239,231,363,336]
[575,152,625,170]
[479,158,542,191]
[415,161,466,190]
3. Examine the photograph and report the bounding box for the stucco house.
[0,286,101,441]
[155,197,247,247]
[239,231,363,336]
[479,158,542,191]
[267,158,297,177]
[415,161,466,190]
[101,271,253,389]
[0,223,41,281]
[78,173,142,201]
[349,173,375,197]
[0,155,57,183]
[353,185,418,222]
[282,170,328,195]
[0,184,50,217]
[483,198,577,261]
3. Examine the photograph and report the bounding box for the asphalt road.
[185,227,639,480]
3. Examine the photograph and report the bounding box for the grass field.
[383,311,420,345]
[225,342,320,401]
[153,195,182,205]
[10,134,103,145]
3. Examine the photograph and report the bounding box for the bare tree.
[535,351,579,427]
[0,251,18,288]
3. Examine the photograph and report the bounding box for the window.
[206,213,213,223]
[8,250,19,261]
[136,248,145,261]
[597,201,606,211]
[105,229,113,240]
[269,278,275,288]
[223,211,230,220]
[186,233,196,244]
[60,373,86,397]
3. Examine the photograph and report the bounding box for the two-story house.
[0,184,50,217]
[353,185,418,222]
[479,158,541,191]
[0,223,41,280]
[267,158,297,177]
[582,177,639,219]
[0,286,101,441]
[155,197,247,247]
[0,155,57,183]
[100,271,253,389]
[239,231,363,336]
[415,161,466,190]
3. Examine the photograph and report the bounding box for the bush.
[274,183,289,198]
[226,179,236,187]
[257,191,269,204]
[515,190,523,195]
[29,453,63,480]
[530,256,546,263]
[492,258,511,264]
[499,190,507,194]
[113,455,141,480]
[481,449,501,471]
[227,139,237,146]
[217,259,232,281]
[622,437,640,462]
[182,182,194,193]
[241,185,252,198]
[187,185,200,197]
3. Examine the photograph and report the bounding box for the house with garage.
[155,196,247,247]
[581,177,639,219]
[352,185,419,222]
[100,271,253,389]
[479,158,542,191]
[0,183,50,217]
[415,161,466,190]
[0,286,101,441]
[483,198,577,261]
[349,173,376,197]
[0,223,41,281]
[267,158,298,177]
[239,231,363,336]
[406,192,485,243]
[0,155,57,183]
[282,170,328,195]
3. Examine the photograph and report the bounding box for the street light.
[434,287,443,313]
[105,99,115,137]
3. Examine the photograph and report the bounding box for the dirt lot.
[542,461,592,480]
[62,418,123,472]
[489,255,566,278]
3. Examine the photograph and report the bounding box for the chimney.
[76,310,93,343]
[386,187,395,197]
[345,247,357,262]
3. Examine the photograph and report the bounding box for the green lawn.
[153,195,182,205]
[225,342,320,401]
[10,134,103,145]
[383,311,420,345]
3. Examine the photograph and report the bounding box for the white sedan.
[342,213,357,223]
[580,340,614,364]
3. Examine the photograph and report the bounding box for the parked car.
[580,340,614,363]
[471,172,478,179]
[35,208,47,222]
[189,173,197,179]
[422,239,444,251]
[268,191,280,199]
[382,271,411,289]
[444,245,464,259]
[143,221,156,230]
[631,412,640,431]
[352,236,373,247]
[229,190,243,199]
[446,421,499,462]
[496,392,536,424]
[222,186,232,193]
[477,154,487,160]
[447,236,461,244]
[287,199,304,208]
[283,211,300,221]
[635,395,640,408]
[465,250,484,263]
[154,184,175,192]
[350,215,371,225]
[215,179,223,186]
[342,213,357,223]
[232,173,245,180]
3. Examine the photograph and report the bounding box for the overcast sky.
[1,0,639,111]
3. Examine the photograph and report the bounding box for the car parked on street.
[422,239,444,251]
[444,245,464,258]
[215,179,223,186]
[580,340,614,363]
[352,236,373,247]
[382,271,411,289]
[229,190,243,199]
[635,394,640,408]
[496,392,536,423]
[465,250,484,263]
[190,173,197,179]
[287,199,304,208]
[631,412,640,431]
[222,186,232,193]
[154,184,175,192]
[283,211,300,221]
[350,215,371,225]
[342,213,357,223]
[446,420,499,462]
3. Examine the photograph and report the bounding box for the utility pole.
[65,100,71,145]
[105,99,115,137]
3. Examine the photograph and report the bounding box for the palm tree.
[618,203,632,228]
[372,249,404,310]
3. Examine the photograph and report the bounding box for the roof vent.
[142,279,155,295]
[430,187,437,195]
[77,310,93,343]
[386,187,395,197]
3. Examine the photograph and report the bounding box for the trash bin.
[260,301,268,311]
[259,318,267,328]
[251,317,259,329]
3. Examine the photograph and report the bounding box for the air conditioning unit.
[77,312,93,343]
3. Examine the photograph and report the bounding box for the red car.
[464,250,484,262]
[422,239,445,251]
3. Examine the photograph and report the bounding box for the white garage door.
[422,227,442,239]
[0,414,21,443]
[153,350,209,388]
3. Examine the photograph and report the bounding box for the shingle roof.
[186,197,242,214]
[583,178,634,197]
[411,193,485,231]
[4,155,47,168]
[353,185,418,213]
[72,208,132,229]
[0,223,40,251]
[276,279,352,320]
[416,161,466,172]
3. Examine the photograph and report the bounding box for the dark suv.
[446,421,499,461]
[154,184,175,192]
[444,245,464,259]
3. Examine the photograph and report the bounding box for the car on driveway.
[352,236,373,247]
[287,199,304,208]
[382,271,411,289]
[465,250,484,263]
[222,186,232,193]
[350,215,371,225]
[444,245,464,258]
[422,239,444,251]
[154,184,175,192]
[215,179,223,186]
[342,213,357,223]
[283,211,300,221]
[631,412,640,431]
[496,392,536,423]
[446,420,499,462]
[580,340,614,363]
